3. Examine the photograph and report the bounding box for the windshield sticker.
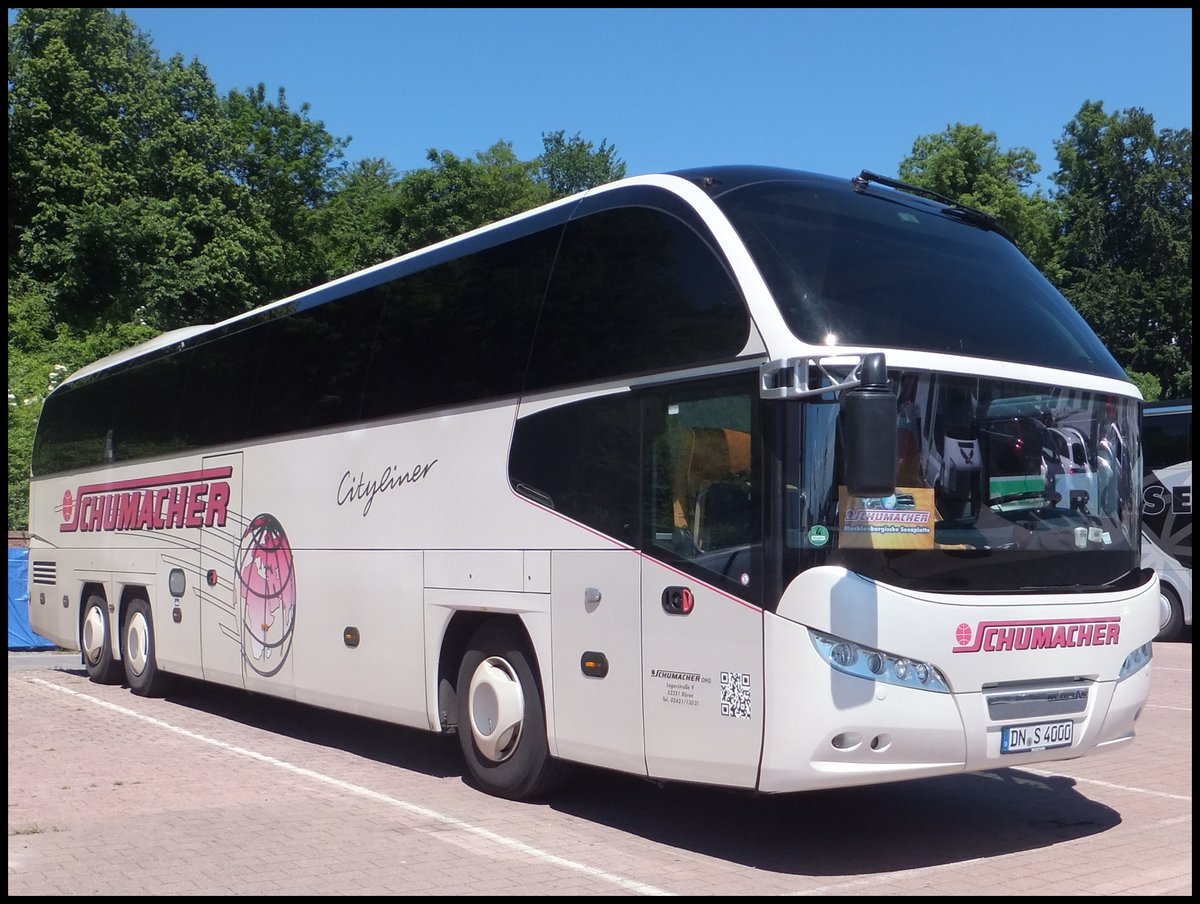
[807,524,830,548]
[839,486,935,549]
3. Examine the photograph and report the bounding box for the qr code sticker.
[720,671,752,719]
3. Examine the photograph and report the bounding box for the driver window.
[647,379,760,598]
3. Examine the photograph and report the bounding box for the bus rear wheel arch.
[81,591,123,685]
[455,617,565,801]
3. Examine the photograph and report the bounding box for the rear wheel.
[81,593,123,685]
[1155,583,1184,642]
[123,597,176,697]
[456,619,565,800]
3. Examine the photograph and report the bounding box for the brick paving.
[8,641,1191,896]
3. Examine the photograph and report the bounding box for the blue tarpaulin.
[8,547,55,650]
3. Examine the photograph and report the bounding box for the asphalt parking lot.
[8,635,1192,896]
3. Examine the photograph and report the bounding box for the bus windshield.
[784,374,1143,594]
[712,177,1127,381]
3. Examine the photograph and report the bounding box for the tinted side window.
[508,373,761,601]
[525,206,748,392]
[106,354,190,462]
[1143,412,1191,472]
[362,228,558,420]
[179,323,267,449]
[33,353,190,474]
[252,288,385,437]
[34,380,109,475]
[508,393,641,547]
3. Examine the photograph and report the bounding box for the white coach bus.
[27,166,1158,800]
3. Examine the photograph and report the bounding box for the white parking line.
[30,677,674,897]
[1025,769,1192,803]
[785,851,1006,895]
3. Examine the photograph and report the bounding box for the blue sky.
[95,9,1195,189]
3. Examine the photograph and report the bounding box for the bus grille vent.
[31,561,57,585]
[985,683,1091,721]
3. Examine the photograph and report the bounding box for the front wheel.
[81,593,123,685]
[1155,583,1185,642]
[456,619,565,800]
[123,597,176,697]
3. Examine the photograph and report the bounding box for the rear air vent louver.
[31,561,57,585]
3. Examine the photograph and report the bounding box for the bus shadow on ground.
[546,765,1120,875]
[148,673,1121,877]
[158,675,464,779]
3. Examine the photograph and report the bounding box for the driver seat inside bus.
[673,426,752,552]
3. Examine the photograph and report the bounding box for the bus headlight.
[830,641,858,667]
[1118,641,1153,679]
[809,629,949,693]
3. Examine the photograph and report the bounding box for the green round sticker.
[808,524,830,548]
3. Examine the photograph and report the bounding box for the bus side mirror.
[842,353,897,498]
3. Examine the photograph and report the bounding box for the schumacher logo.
[844,509,931,523]
[59,467,232,533]
[953,618,1121,653]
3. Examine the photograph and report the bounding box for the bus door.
[198,452,246,688]
[152,489,202,680]
[510,394,648,775]
[639,380,765,789]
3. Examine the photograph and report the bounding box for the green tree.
[8,8,349,333]
[390,142,548,253]
[312,158,408,278]
[537,130,626,199]
[1125,368,1163,403]
[223,82,350,301]
[7,7,349,528]
[313,132,629,281]
[898,123,1061,276]
[1052,101,1192,399]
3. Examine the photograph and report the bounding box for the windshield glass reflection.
[785,373,1143,594]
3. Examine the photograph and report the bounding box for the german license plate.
[1001,719,1074,753]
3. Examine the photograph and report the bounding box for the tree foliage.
[311,158,408,278]
[899,113,1191,399]
[7,7,350,528]
[898,123,1062,277]
[389,142,547,253]
[312,132,628,279]
[7,8,349,334]
[1052,101,1192,399]
[538,129,626,200]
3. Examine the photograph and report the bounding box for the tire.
[456,619,565,801]
[81,593,123,685]
[123,597,176,697]
[1155,583,1184,642]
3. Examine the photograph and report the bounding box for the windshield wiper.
[852,169,1017,246]
[1018,572,1139,593]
